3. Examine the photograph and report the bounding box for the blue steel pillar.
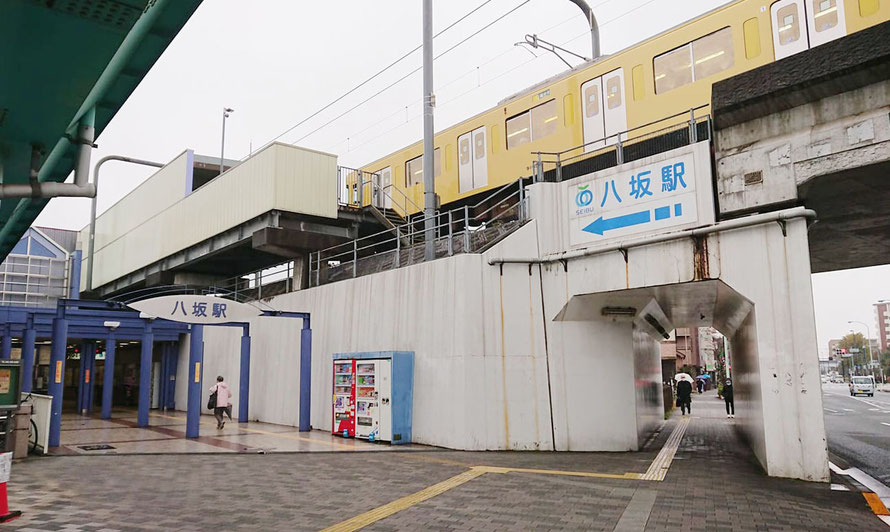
[85,342,97,414]
[101,333,116,419]
[186,325,204,438]
[48,313,69,447]
[137,323,154,427]
[76,342,87,414]
[166,342,178,410]
[239,326,250,423]
[299,321,312,432]
[21,318,36,393]
[0,329,11,360]
[158,343,167,411]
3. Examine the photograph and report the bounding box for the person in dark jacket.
[723,378,734,418]
[677,378,693,415]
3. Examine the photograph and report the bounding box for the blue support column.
[101,333,116,419]
[21,320,36,394]
[0,329,11,360]
[48,314,69,447]
[137,323,154,427]
[186,325,204,438]
[166,342,178,410]
[239,326,250,423]
[158,343,168,411]
[299,323,312,432]
[76,342,88,414]
[85,342,96,413]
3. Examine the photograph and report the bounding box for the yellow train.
[355,0,890,218]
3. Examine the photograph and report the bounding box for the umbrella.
[696,374,711,380]
[674,373,693,382]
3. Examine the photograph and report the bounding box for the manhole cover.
[78,444,115,451]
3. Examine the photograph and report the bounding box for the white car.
[849,375,876,397]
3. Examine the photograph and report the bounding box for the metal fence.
[533,107,711,183]
[308,177,529,287]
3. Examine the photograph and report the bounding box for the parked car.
[849,375,876,397]
[831,375,845,383]
[821,376,830,384]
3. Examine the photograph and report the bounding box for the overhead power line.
[289,0,533,146]
[251,0,496,155]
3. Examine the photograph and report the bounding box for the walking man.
[723,378,735,418]
[209,376,233,429]
[677,377,693,416]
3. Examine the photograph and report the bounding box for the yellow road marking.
[864,492,890,516]
[641,417,690,481]
[149,412,356,451]
[319,468,487,532]
[479,465,642,480]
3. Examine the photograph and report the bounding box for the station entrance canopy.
[0,0,203,260]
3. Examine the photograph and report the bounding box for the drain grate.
[78,444,115,451]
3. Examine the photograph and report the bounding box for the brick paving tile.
[4,393,886,531]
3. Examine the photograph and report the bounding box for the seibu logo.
[575,184,595,216]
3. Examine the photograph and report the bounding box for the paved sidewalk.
[6,395,886,531]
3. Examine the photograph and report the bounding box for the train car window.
[406,156,422,187]
[605,76,622,109]
[776,4,802,44]
[531,100,558,141]
[563,95,575,126]
[655,27,734,94]
[584,85,600,117]
[406,150,442,187]
[654,45,693,94]
[743,18,762,59]
[632,65,645,101]
[506,113,532,149]
[692,27,735,80]
[812,0,838,31]
[860,0,879,16]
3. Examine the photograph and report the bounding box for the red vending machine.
[332,359,355,436]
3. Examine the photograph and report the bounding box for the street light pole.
[848,320,880,381]
[220,107,234,176]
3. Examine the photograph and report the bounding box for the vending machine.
[332,352,414,444]
[355,359,391,441]
[332,359,355,437]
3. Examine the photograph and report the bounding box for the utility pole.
[220,107,234,176]
[422,0,436,261]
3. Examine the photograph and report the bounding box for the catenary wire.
[248,0,496,157]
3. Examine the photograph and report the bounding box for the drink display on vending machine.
[355,360,392,441]
[332,360,355,437]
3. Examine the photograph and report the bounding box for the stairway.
[367,205,410,247]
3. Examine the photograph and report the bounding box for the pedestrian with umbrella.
[675,373,693,415]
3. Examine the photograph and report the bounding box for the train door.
[458,132,473,193]
[372,171,384,208]
[581,77,605,152]
[771,0,846,60]
[602,68,628,145]
[472,126,488,190]
[380,167,392,209]
[458,127,488,193]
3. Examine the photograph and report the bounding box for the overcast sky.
[31,0,890,352]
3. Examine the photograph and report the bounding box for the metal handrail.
[535,105,709,159]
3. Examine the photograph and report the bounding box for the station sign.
[565,142,715,248]
[128,295,262,324]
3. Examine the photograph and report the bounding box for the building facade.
[0,227,79,307]
[875,301,890,353]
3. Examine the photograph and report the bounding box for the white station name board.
[566,143,712,247]
[128,295,262,324]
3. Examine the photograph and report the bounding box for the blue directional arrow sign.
[582,210,651,235]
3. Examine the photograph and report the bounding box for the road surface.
[822,381,890,487]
